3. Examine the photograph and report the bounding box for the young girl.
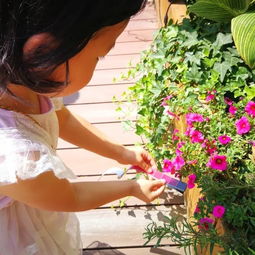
[0,1,166,254]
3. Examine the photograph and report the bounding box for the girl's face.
[46,20,129,98]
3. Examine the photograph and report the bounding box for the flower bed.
[118,11,255,254]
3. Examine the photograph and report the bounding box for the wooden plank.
[59,144,161,176]
[88,69,136,86]
[63,84,132,104]
[83,246,185,255]
[117,29,155,43]
[126,19,157,31]
[58,147,129,176]
[74,175,184,207]
[96,54,141,70]
[76,205,186,248]
[108,41,152,56]
[62,103,137,123]
[57,122,140,149]
[131,5,156,21]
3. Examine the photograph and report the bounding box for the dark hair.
[0,0,147,93]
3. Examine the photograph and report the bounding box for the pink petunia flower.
[198,217,214,231]
[186,113,204,125]
[218,135,231,145]
[160,95,173,106]
[212,205,226,218]
[202,139,217,155]
[177,141,186,149]
[207,155,227,171]
[187,174,196,189]
[163,159,175,174]
[172,128,179,141]
[190,129,204,143]
[172,155,185,171]
[206,91,216,102]
[187,160,198,165]
[224,97,233,105]
[235,116,251,135]
[229,105,237,115]
[194,206,200,214]
[245,101,255,117]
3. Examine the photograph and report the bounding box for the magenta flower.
[190,129,204,143]
[160,95,173,106]
[198,217,214,231]
[224,97,233,105]
[206,91,216,102]
[229,105,237,115]
[187,160,197,165]
[194,206,200,214]
[212,205,226,218]
[202,139,217,155]
[245,101,255,117]
[207,155,227,171]
[172,155,185,171]
[235,116,251,135]
[186,113,204,125]
[177,141,185,149]
[163,159,175,174]
[187,174,196,189]
[167,111,178,119]
[218,135,231,145]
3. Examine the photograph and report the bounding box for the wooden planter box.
[154,0,188,26]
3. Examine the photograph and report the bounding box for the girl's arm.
[56,106,154,170]
[0,171,165,212]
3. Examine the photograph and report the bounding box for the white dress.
[0,96,82,255]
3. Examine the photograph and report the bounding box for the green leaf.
[212,33,233,50]
[189,0,252,22]
[232,11,255,68]
[214,61,232,82]
[244,84,255,99]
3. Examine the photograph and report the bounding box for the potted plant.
[116,1,255,254]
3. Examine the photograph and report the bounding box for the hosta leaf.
[232,11,255,68]
[189,0,252,23]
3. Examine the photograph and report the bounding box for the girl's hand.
[131,179,166,203]
[118,147,155,172]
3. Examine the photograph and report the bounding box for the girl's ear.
[23,33,56,56]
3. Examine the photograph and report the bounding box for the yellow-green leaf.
[189,0,252,22]
[232,11,255,68]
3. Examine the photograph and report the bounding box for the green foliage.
[188,0,255,68]
[116,18,255,254]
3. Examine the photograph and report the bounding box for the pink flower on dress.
[229,105,237,115]
[163,159,175,174]
[186,113,204,125]
[235,116,251,135]
[172,155,185,171]
[218,135,231,145]
[190,129,204,143]
[187,174,196,189]
[172,129,179,141]
[212,205,226,218]
[199,217,214,231]
[245,101,255,117]
[207,155,227,171]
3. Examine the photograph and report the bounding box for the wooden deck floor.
[57,4,185,255]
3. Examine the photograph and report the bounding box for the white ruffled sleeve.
[0,136,76,186]
[51,97,64,111]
